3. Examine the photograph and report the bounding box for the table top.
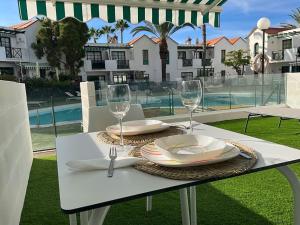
[56,122,300,214]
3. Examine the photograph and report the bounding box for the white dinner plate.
[106,120,170,136]
[154,134,228,163]
[141,142,240,167]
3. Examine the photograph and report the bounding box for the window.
[0,67,14,75]
[142,50,149,65]
[0,37,11,58]
[87,51,102,60]
[113,74,127,84]
[0,37,11,47]
[181,72,193,81]
[221,70,226,77]
[282,39,292,50]
[221,50,226,63]
[254,43,259,56]
[178,51,186,59]
[111,51,126,60]
[193,51,202,59]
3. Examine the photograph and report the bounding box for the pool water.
[29,93,280,126]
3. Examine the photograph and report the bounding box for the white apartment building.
[0,19,52,79]
[205,36,249,76]
[247,27,300,74]
[1,19,248,82]
[82,35,248,83]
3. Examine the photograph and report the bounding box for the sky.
[0,0,299,44]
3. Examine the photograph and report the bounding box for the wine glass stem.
[190,111,193,134]
[119,118,124,146]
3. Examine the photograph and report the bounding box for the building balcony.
[182,59,193,67]
[272,50,284,61]
[202,59,212,66]
[0,47,23,61]
[271,48,299,62]
[117,60,130,69]
[91,60,105,70]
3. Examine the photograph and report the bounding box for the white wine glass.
[106,84,131,148]
[180,80,202,133]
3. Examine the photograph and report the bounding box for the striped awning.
[18,0,227,27]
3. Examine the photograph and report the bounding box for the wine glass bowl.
[106,84,131,147]
[180,80,202,133]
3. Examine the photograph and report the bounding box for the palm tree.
[131,21,194,81]
[101,25,115,43]
[115,19,129,44]
[281,7,300,28]
[201,24,207,77]
[88,27,102,43]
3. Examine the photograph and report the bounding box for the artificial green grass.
[21,117,300,225]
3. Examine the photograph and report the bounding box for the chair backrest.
[80,81,145,132]
[0,81,33,225]
[286,73,300,109]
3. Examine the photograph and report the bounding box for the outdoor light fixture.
[257,17,271,105]
[257,17,271,75]
[257,17,271,31]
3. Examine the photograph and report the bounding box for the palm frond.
[169,22,195,36]
[131,21,159,37]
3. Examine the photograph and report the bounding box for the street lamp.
[257,17,270,105]
[257,17,271,74]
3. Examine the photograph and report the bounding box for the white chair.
[80,82,153,211]
[80,82,145,132]
[65,91,80,102]
[0,80,33,225]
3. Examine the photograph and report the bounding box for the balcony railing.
[182,59,193,67]
[272,50,284,61]
[202,59,212,66]
[117,60,130,69]
[91,60,105,69]
[6,47,22,59]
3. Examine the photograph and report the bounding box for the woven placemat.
[97,127,185,150]
[133,141,257,180]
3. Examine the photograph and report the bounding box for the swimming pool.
[29,92,281,126]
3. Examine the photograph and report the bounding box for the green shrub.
[0,74,18,82]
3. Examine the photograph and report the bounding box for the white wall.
[286,73,300,109]
[0,81,33,225]
[131,36,161,82]
[212,38,248,76]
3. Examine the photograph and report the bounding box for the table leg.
[180,188,191,225]
[146,196,153,212]
[69,214,77,225]
[80,211,89,225]
[277,166,300,225]
[189,186,197,225]
[88,206,111,225]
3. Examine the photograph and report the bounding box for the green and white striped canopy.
[18,0,227,27]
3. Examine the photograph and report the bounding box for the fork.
[107,147,117,177]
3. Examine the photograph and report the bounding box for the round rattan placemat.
[97,127,185,151]
[133,141,257,180]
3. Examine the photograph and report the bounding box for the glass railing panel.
[25,73,287,151]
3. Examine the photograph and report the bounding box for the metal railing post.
[171,88,174,115]
[168,90,172,115]
[229,84,232,109]
[51,96,57,137]
[201,77,204,112]
[36,107,40,128]
[254,85,257,107]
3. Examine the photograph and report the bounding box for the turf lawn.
[21,117,300,225]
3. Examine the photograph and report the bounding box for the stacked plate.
[141,134,240,167]
[106,120,170,136]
